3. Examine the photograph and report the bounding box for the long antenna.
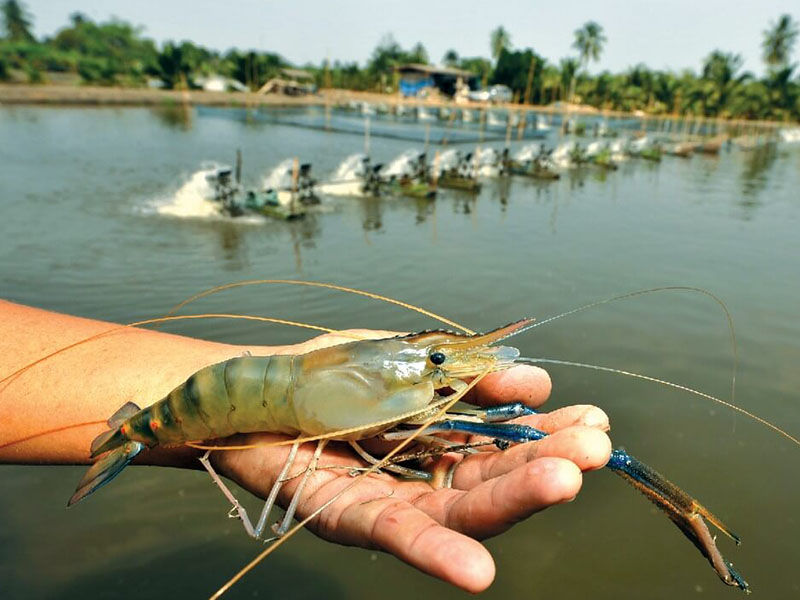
[518,357,799,447]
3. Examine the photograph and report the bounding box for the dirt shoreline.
[1,84,791,129]
[0,84,325,107]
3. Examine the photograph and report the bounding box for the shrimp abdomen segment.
[157,356,298,442]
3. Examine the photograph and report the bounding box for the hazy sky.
[24,0,800,76]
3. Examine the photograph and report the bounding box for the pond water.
[1,105,799,599]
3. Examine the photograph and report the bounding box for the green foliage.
[50,14,157,85]
[763,14,798,69]
[490,48,543,101]
[2,0,34,42]
[458,56,491,84]
[442,49,459,67]
[573,21,606,67]
[363,34,431,91]
[223,49,285,90]
[489,26,511,62]
[0,5,797,122]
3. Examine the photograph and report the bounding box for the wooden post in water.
[431,150,440,192]
[291,157,299,216]
[364,116,370,156]
[325,96,331,131]
[518,56,536,141]
[235,149,242,185]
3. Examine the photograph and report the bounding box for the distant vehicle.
[467,85,513,103]
[488,84,512,103]
[467,89,490,102]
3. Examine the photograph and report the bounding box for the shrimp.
[66,314,752,592]
[67,320,528,507]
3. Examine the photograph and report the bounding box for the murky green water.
[1,106,799,599]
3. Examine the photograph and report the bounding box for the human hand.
[211,331,612,593]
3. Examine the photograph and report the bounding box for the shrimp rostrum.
[69,318,749,592]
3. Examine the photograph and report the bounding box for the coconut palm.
[559,57,579,100]
[762,14,799,69]
[569,21,606,103]
[489,26,511,63]
[1,0,34,42]
[442,49,459,67]
[701,50,750,116]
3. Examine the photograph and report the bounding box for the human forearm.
[0,300,254,465]
[0,301,394,467]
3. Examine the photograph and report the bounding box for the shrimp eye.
[430,351,446,365]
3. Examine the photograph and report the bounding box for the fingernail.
[584,408,610,431]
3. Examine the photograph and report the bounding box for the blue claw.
[429,409,749,593]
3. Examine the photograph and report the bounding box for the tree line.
[1,1,798,121]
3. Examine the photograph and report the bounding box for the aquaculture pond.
[1,105,798,599]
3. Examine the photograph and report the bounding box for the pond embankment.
[0,84,326,107]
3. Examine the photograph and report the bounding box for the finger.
[451,426,611,490]
[464,365,551,408]
[519,404,610,433]
[334,495,496,593]
[418,456,582,540]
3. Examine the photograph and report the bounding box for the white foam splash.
[261,159,295,190]
[154,165,222,218]
[332,153,367,181]
[382,149,422,178]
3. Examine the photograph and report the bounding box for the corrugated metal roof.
[280,68,314,81]
[395,63,475,78]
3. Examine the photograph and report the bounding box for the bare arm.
[0,300,384,465]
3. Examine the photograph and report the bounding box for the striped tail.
[67,402,144,507]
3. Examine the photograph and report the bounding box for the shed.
[395,64,478,97]
[259,68,316,96]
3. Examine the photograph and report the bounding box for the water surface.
[1,106,799,599]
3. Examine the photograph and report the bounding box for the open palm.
[210,349,611,593]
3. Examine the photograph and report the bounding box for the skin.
[0,300,611,593]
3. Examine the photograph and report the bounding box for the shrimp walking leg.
[199,451,256,538]
[274,440,327,536]
[254,441,301,539]
[349,441,433,480]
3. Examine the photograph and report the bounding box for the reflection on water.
[1,106,800,600]
[152,102,193,130]
[360,196,383,231]
[740,144,778,192]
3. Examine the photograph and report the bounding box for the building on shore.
[259,68,316,96]
[395,64,477,98]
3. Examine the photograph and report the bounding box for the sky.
[23,0,800,76]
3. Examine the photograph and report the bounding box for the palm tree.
[442,49,459,67]
[1,0,35,42]
[570,21,606,103]
[762,14,799,70]
[489,26,511,63]
[701,50,749,116]
[559,57,579,102]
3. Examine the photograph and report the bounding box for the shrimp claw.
[399,410,749,593]
[608,449,749,592]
